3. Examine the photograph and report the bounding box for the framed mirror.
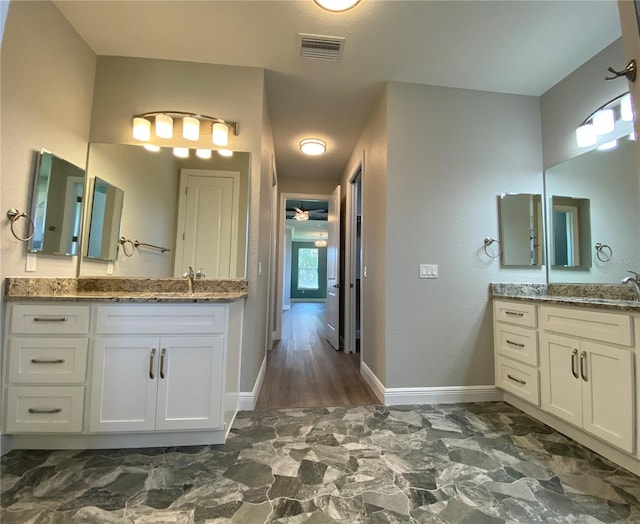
[86,177,124,261]
[499,193,544,266]
[28,150,85,256]
[549,196,591,268]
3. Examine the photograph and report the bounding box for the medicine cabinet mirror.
[499,193,544,266]
[86,177,124,261]
[28,150,85,256]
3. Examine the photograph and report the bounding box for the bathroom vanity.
[492,283,640,474]
[2,277,246,450]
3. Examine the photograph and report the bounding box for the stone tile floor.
[1,402,640,523]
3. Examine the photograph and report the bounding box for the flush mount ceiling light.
[132,111,239,146]
[299,138,327,156]
[576,91,635,150]
[313,0,360,12]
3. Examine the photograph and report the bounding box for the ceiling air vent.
[298,33,345,61]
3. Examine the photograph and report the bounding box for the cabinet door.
[90,337,159,432]
[581,341,634,453]
[155,336,224,431]
[540,333,582,427]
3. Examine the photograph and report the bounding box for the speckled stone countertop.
[4,277,248,303]
[490,282,640,312]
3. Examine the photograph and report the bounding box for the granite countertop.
[4,277,248,303]
[490,283,640,312]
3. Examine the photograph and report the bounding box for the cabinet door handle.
[507,374,526,385]
[28,407,62,414]
[571,349,579,379]
[33,317,68,323]
[580,351,588,382]
[506,339,525,348]
[505,311,524,317]
[30,358,65,364]
[149,348,157,379]
[160,348,166,379]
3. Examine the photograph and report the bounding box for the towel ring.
[119,236,135,257]
[483,237,502,259]
[595,242,613,263]
[6,209,35,242]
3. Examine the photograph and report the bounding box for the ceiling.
[53,0,623,181]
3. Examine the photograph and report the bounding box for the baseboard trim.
[360,361,385,402]
[384,385,501,405]
[238,355,267,411]
[0,434,12,456]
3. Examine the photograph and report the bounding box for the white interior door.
[326,185,341,349]
[174,169,240,277]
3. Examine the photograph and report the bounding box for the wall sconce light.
[299,138,327,156]
[132,111,239,146]
[576,92,635,149]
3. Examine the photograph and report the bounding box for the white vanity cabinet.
[539,306,634,453]
[4,304,90,433]
[90,305,227,433]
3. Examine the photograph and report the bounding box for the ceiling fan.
[286,201,328,221]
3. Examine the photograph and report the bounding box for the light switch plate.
[107,262,114,275]
[420,264,438,279]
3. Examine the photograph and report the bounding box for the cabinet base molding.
[503,392,640,476]
[238,355,267,411]
[8,429,229,451]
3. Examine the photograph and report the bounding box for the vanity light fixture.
[598,139,618,151]
[143,144,161,152]
[621,93,634,121]
[218,149,234,157]
[173,147,189,158]
[299,138,327,155]
[132,111,239,146]
[313,0,360,12]
[196,148,212,159]
[576,92,635,149]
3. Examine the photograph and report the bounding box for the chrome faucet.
[183,265,195,293]
[621,271,640,300]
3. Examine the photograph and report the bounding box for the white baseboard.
[0,434,12,456]
[360,361,500,406]
[238,355,267,411]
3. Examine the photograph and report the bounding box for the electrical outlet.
[25,253,36,272]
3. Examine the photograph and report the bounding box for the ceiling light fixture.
[132,111,239,146]
[294,209,310,221]
[313,0,360,12]
[299,138,327,156]
[314,239,328,247]
[576,92,634,150]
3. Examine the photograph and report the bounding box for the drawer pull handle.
[580,351,588,382]
[30,358,65,364]
[506,339,525,348]
[505,311,524,317]
[571,349,579,379]
[160,348,167,379]
[28,407,62,414]
[33,317,68,323]
[149,348,157,379]
[507,374,526,386]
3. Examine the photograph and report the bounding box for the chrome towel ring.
[483,237,502,258]
[119,236,135,257]
[6,208,35,242]
[595,242,613,263]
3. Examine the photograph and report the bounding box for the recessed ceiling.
[53,0,622,181]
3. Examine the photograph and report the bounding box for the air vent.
[298,33,345,61]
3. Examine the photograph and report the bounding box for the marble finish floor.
[2,402,640,523]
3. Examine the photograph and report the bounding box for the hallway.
[256,303,378,408]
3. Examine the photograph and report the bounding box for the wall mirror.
[545,138,639,283]
[549,196,591,268]
[499,193,544,266]
[79,143,249,278]
[86,177,124,261]
[28,150,85,256]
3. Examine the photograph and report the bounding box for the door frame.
[266,155,278,350]
[344,153,365,355]
[274,191,332,342]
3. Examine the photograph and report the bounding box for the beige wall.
[1,1,96,279]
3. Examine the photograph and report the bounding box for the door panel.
[326,185,341,349]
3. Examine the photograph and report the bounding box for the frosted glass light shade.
[218,149,234,157]
[212,123,229,146]
[133,117,151,141]
[576,124,596,148]
[598,139,617,151]
[183,117,200,141]
[173,147,189,158]
[155,114,173,139]
[593,109,615,135]
[196,148,212,159]
[144,144,160,152]
[299,138,327,155]
[621,93,634,122]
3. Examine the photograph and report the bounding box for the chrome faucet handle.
[627,271,640,281]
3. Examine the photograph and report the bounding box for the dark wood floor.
[256,302,379,409]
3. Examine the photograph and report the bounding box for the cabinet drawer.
[5,386,84,433]
[495,323,538,366]
[95,305,226,334]
[8,337,88,384]
[540,306,633,347]
[10,305,90,335]
[494,300,537,328]
[496,356,539,406]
